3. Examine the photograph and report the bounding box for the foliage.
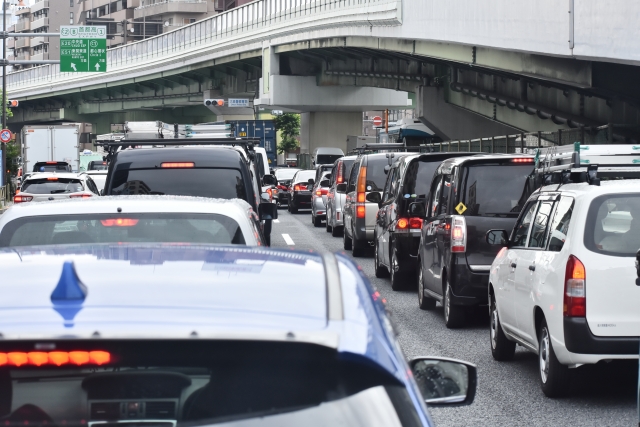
[1,90,13,119]
[4,142,19,176]
[274,113,300,154]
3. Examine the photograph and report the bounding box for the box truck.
[22,125,80,172]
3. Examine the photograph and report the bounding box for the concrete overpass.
[7,0,640,151]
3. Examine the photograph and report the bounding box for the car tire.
[352,237,367,257]
[443,280,465,328]
[417,263,436,310]
[332,225,343,237]
[390,243,405,291]
[538,319,570,397]
[290,203,298,214]
[343,227,352,250]
[490,294,516,360]
[374,237,389,278]
[314,215,322,227]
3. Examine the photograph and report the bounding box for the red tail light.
[409,218,423,229]
[337,162,344,184]
[13,195,33,203]
[451,216,467,253]
[356,206,366,218]
[564,255,586,317]
[316,188,328,196]
[294,184,301,191]
[46,161,57,164]
[161,162,195,168]
[100,218,139,227]
[397,218,422,231]
[69,194,92,198]
[0,351,111,367]
[356,167,367,218]
[511,158,534,163]
[47,177,58,181]
[266,188,273,197]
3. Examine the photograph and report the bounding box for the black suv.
[416,154,534,328]
[373,152,478,290]
[102,141,277,245]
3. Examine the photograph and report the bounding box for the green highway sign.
[60,26,107,73]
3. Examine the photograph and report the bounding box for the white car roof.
[23,172,84,181]
[539,179,640,198]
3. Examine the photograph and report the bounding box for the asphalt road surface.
[272,209,638,427]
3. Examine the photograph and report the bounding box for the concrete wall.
[300,112,362,155]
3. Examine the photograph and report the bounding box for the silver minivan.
[325,156,356,236]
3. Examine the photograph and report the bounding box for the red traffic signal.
[7,100,18,108]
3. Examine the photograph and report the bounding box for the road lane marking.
[273,219,280,223]
[282,234,295,245]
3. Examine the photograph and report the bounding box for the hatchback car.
[14,172,100,204]
[274,167,301,206]
[416,154,535,328]
[0,196,264,247]
[487,177,640,397]
[311,171,331,227]
[325,155,356,237]
[374,152,478,290]
[288,169,316,213]
[0,244,476,426]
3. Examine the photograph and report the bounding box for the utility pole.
[122,20,127,44]
[2,0,6,190]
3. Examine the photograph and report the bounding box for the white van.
[313,147,344,166]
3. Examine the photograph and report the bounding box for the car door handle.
[528,264,536,271]
[510,262,517,268]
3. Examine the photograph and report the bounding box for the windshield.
[0,341,420,427]
[293,170,315,183]
[0,213,246,247]
[275,169,300,181]
[88,162,108,171]
[317,154,342,165]
[460,163,533,216]
[22,178,84,194]
[364,157,390,191]
[585,194,640,257]
[109,168,247,200]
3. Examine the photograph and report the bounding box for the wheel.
[343,227,352,250]
[326,221,332,233]
[490,294,516,360]
[332,225,343,237]
[352,237,367,257]
[290,203,298,214]
[443,280,465,328]
[313,214,322,227]
[417,262,436,310]
[538,319,570,397]
[390,243,405,291]
[374,237,389,278]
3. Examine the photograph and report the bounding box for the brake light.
[397,217,422,231]
[357,206,366,218]
[100,218,139,227]
[69,194,92,198]
[356,166,367,218]
[564,255,586,317]
[511,158,534,163]
[46,161,57,164]
[0,351,111,367]
[160,162,195,168]
[13,195,32,203]
[47,177,58,181]
[451,216,467,253]
[316,188,328,196]
[294,184,301,191]
[409,218,423,229]
[337,162,344,184]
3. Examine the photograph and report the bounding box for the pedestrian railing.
[7,0,401,91]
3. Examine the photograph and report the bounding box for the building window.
[70,0,73,6]
[70,12,74,24]
[183,18,196,24]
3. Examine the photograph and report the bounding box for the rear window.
[109,168,247,200]
[459,163,533,217]
[34,163,70,172]
[22,178,84,194]
[0,341,419,427]
[0,213,246,247]
[275,169,300,181]
[363,157,390,191]
[317,154,342,165]
[585,193,640,257]
[88,162,108,171]
[402,160,440,199]
[293,170,315,183]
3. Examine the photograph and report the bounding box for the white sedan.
[0,196,265,247]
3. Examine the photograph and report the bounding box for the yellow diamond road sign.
[455,202,467,215]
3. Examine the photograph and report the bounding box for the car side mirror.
[365,192,381,204]
[336,183,347,193]
[258,201,278,220]
[409,357,477,407]
[320,179,330,187]
[262,174,276,186]
[384,165,390,174]
[408,202,426,218]
[485,229,509,245]
[307,178,315,186]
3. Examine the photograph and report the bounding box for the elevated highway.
[7,0,640,147]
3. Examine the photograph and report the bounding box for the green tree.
[5,142,19,176]
[274,113,300,156]
[1,90,14,119]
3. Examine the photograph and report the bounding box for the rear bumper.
[312,197,326,216]
[353,218,374,242]
[291,192,312,208]
[277,193,290,204]
[563,317,640,355]
[392,231,421,272]
[448,258,489,306]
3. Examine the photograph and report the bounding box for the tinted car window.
[341,159,355,181]
[585,193,640,256]
[88,161,108,170]
[110,168,247,199]
[382,167,397,204]
[0,213,246,247]
[347,161,360,192]
[528,201,553,249]
[22,178,84,194]
[402,160,441,199]
[33,162,70,172]
[364,157,390,191]
[548,196,574,252]
[460,163,533,217]
[512,202,537,247]
[317,154,342,165]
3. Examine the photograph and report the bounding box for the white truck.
[22,124,80,172]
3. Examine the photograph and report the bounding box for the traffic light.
[204,99,224,107]
[7,100,18,108]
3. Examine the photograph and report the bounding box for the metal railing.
[139,0,206,7]
[8,0,399,90]
[421,125,640,154]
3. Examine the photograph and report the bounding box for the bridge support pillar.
[299,112,362,155]
[416,86,519,141]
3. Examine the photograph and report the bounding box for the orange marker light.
[397,218,409,229]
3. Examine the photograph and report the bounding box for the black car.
[373,152,478,290]
[32,161,71,173]
[416,154,534,328]
[287,170,316,213]
[102,143,277,245]
[87,160,108,170]
[274,168,301,206]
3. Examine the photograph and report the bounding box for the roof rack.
[95,137,261,164]
[534,142,640,187]
[349,143,423,155]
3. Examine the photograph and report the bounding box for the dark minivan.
[103,146,277,244]
[416,154,535,328]
[373,152,478,290]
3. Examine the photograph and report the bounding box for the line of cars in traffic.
[288,143,640,398]
[0,138,479,427]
